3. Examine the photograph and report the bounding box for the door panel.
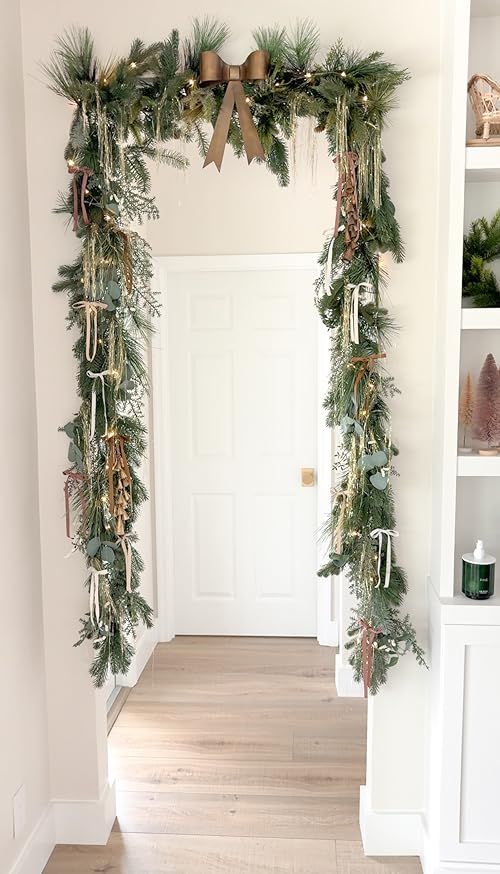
[167,261,318,636]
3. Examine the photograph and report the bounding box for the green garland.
[46,19,424,691]
[463,209,500,307]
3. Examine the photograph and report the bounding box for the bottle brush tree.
[458,372,475,448]
[472,353,500,449]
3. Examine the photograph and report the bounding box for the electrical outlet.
[12,784,26,839]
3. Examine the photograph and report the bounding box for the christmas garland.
[46,20,424,691]
[463,209,500,307]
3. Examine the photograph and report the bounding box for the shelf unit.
[427,3,500,871]
[457,454,500,476]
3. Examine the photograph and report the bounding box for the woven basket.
[468,74,500,139]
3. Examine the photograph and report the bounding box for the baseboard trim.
[359,785,423,856]
[116,623,158,687]
[420,830,500,874]
[7,806,55,874]
[335,654,364,697]
[53,779,116,845]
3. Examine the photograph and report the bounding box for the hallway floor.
[44,637,422,873]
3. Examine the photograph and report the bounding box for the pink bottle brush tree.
[472,352,500,454]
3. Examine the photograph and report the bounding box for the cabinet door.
[441,624,500,864]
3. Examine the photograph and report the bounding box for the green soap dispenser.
[462,540,495,600]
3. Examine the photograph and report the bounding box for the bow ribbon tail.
[72,176,79,232]
[233,81,264,164]
[349,285,360,344]
[370,529,399,589]
[204,82,236,171]
[87,370,109,440]
[118,535,133,592]
[333,159,344,239]
[88,569,107,626]
[80,170,90,225]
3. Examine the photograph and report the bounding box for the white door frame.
[150,253,337,646]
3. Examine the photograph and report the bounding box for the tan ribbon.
[68,165,93,231]
[117,534,133,592]
[63,468,86,539]
[359,619,382,698]
[350,352,387,403]
[199,50,269,170]
[73,300,108,362]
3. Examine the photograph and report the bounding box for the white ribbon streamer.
[87,568,108,625]
[116,534,132,592]
[370,528,399,589]
[346,282,373,344]
[87,369,110,439]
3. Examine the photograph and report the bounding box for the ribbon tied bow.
[73,300,108,362]
[370,528,399,589]
[199,50,269,171]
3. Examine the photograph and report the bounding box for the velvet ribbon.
[350,352,387,403]
[199,50,269,170]
[116,534,132,592]
[63,468,86,539]
[68,164,93,231]
[73,300,108,362]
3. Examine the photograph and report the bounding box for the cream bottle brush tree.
[458,372,475,452]
[472,353,500,454]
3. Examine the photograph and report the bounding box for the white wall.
[0,1,50,870]
[18,0,440,838]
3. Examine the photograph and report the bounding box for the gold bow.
[199,50,269,171]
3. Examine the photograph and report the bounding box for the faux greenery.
[463,209,500,307]
[46,19,423,692]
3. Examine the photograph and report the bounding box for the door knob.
[301,467,315,487]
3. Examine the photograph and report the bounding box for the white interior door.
[166,255,319,636]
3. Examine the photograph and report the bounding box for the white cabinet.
[427,588,500,871]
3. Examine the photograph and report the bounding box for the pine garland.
[46,20,424,691]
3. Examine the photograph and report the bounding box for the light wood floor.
[44,637,422,873]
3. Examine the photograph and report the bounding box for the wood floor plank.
[336,841,422,873]
[114,790,359,839]
[110,727,293,761]
[44,832,337,873]
[110,756,365,795]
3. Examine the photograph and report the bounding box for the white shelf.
[457,453,500,475]
[465,145,500,180]
[461,307,500,328]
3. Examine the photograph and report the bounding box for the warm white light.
[305,72,312,79]
[245,96,251,104]
[188,78,195,86]
[362,95,368,103]
[341,71,347,78]
[129,62,137,69]
[67,158,75,167]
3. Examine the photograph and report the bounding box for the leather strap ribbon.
[63,468,86,539]
[116,534,132,592]
[87,369,110,439]
[87,568,108,626]
[350,352,387,402]
[370,528,399,589]
[359,619,382,698]
[68,164,93,231]
[73,300,107,362]
[199,50,269,171]
[347,282,373,345]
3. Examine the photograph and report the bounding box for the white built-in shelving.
[457,453,500,475]
[427,3,500,871]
